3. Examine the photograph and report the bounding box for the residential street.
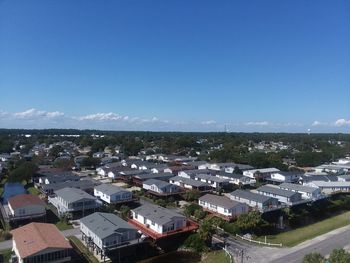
[223,225,350,263]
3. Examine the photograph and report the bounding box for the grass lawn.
[202,250,231,263]
[45,205,73,231]
[27,186,41,195]
[68,236,99,263]
[257,211,350,247]
[0,249,12,262]
[55,220,73,231]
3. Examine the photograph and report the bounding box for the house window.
[210,204,217,209]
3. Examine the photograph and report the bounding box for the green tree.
[193,209,206,220]
[183,233,207,252]
[198,219,215,246]
[54,158,74,170]
[8,161,38,183]
[184,203,201,217]
[303,253,325,263]
[183,190,201,201]
[49,145,64,158]
[235,211,266,234]
[119,205,131,220]
[329,248,350,263]
[81,157,100,169]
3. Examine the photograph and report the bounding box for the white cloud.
[78,112,121,121]
[334,119,350,127]
[14,108,64,119]
[0,111,8,118]
[245,121,269,126]
[46,111,65,118]
[201,120,216,125]
[311,120,328,126]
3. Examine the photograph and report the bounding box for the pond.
[139,251,201,263]
[2,182,27,203]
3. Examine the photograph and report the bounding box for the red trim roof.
[8,194,45,210]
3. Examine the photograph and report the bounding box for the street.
[216,224,350,263]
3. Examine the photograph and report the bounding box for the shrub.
[183,233,207,252]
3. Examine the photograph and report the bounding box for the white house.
[7,194,46,221]
[142,179,180,195]
[94,184,133,204]
[243,168,280,179]
[229,190,278,212]
[305,181,350,195]
[131,203,186,234]
[269,171,302,183]
[256,185,302,205]
[49,187,101,216]
[178,169,213,179]
[209,162,254,173]
[80,212,138,258]
[169,176,211,191]
[193,173,229,190]
[199,194,249,219]
[215,172,256,186]
[278,183,322,200]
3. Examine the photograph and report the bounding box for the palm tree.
[199,219,215,246]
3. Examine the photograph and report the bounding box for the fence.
[236,234,282,247]
[223,245,234,263]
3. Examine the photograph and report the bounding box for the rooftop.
[8,194,45,210]
[199,194,243,209]
[170,176,211,187]
[143,179,173,189]
[245,168,280,174]
[132,203,185,225]
[230,189,276,203]
[11,223,71,259]
[80,212,137,239]
[135,172,173,181]
[55,187,96,203]
[257,185,300,198]
[94,183,129,195]
[279,183,319,193]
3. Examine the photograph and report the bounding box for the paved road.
[269,225,350,263]
[215,224,350,263]
[0,228,80,250]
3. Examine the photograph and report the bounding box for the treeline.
[0,130,349,168]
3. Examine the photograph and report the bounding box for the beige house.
[11,222,72,263]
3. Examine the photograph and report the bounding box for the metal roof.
[170,176,210,187]
[132,203,185,225]
[257,185,300,198]
[94,183,129,196]
[230,189,277,203]
[143,179,173,189]
[55,187,96,203]
[80,212,136,240]
[199,194,244,209]
[279,183,319,193]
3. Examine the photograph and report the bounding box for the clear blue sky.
[0,0,349,132]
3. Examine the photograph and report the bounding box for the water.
[2,183,27,203]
